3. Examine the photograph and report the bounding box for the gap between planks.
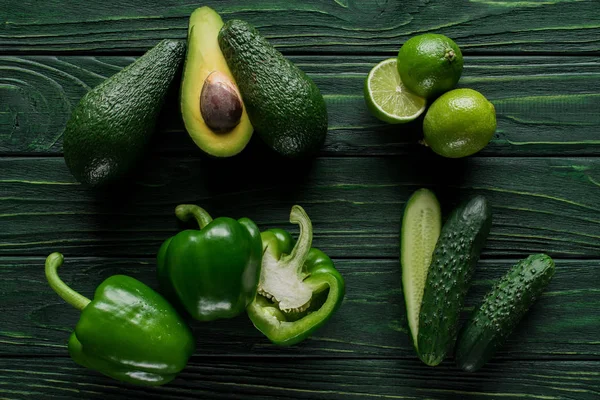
[2,255,600,262]
[1,154,600,160]
[0,50,598,57]
[0,354,598,362]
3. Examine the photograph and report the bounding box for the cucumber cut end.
[400,188,442,349]
[419,353,444,367]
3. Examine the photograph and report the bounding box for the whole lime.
[397,34,463,99]
[423,88,496,158]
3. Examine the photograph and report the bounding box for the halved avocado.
[180,7,253,157]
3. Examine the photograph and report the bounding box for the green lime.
[423,88,496,158]
[397,34,463,99]
[364,58,427,124]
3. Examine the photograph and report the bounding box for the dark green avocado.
[218,20,328,158]
[63,39,185,186]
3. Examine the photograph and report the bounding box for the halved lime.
[364,58,427,124]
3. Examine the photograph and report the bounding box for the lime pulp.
[364,58,427,124]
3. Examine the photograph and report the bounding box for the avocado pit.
[200,71,243,133]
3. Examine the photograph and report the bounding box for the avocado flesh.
[63,39,185,186]
[218,20,328,158]
[180,7,253,157]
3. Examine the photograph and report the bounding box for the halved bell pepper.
[157,204,263,321]
[247,205,345,345]
[45,253,195,386]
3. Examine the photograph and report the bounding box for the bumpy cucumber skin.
[417,196,492,366]
[456,254,555,372]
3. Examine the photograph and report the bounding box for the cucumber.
[417,195,492,366]
[455,254,555,372]
[401,189,442,350]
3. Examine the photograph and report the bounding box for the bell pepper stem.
[283,205,313,273]
[175,204,213,229]
[45,252,91,311]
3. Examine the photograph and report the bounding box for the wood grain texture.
[0,358,598,400]
[1,256,597,358]
[1,0,599,54]
[0,156,598,259]
[2,1,600,397]
[1,55,599,156]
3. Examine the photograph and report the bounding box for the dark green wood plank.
[0,358,598,399]
[1,256,597,358]
[1,0,599,54]
[1,55,599,156]
[0,156,598,258]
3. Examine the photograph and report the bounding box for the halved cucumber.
[401,189,442,350]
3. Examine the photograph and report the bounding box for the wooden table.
[1,1,599,399]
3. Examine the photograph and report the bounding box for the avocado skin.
[63,39,185,186]
[218,20,327,158]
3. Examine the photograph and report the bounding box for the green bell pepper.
[247,205,345,346]
[157,204,263,321]
[45,252,195,386]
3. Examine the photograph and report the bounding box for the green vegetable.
[157,204,263,321]
[456,254,555,372]
[180,7,254,157]
[64,39,185,186]
[247,205,345,345]
[218,20,328,158]
[401,189,442,350]
[417,196,492,366]
[45,253,195,386]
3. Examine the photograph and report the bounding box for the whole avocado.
[63,39,185,186]
[218,20,328,158]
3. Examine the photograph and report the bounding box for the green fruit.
[397,34,463,99]
[456,254,555,372]
[180,7,253,157]
[423,88,497,158]
[401,189,442,350]
[63,40,185,186]
[364,58,427,124]
[218,20,328,158]
[417,196,492,366]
